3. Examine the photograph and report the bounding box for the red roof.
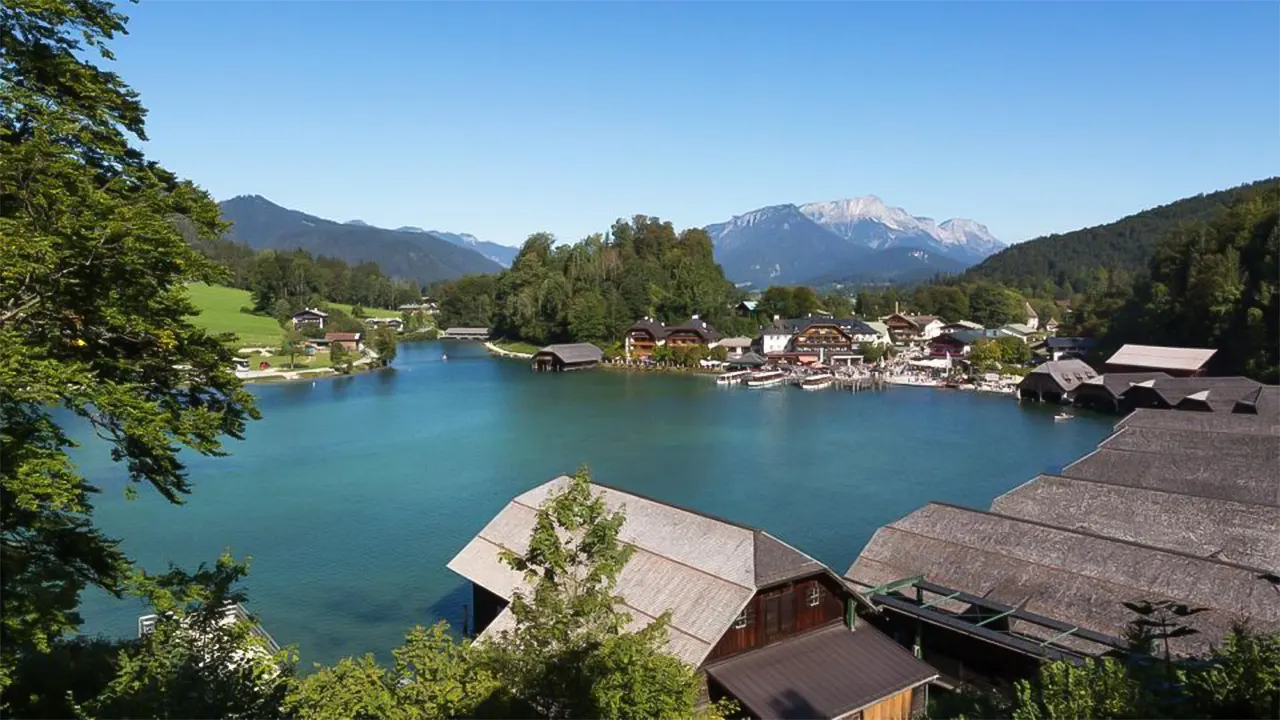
[325,332,362,341]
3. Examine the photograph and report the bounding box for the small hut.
[725,351,768,369]
[1016,359,1097,403]
[531,343,603,372]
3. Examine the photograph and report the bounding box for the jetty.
[440,327,490,341]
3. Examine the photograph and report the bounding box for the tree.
[567,290,608,342]
[968,340,1003,371]
[329,337,349,366]
[0,0,258,694]
[970,283,1025,327]
[820,292,854,318]
[994,336,1031,365]
[483,467,721,719]
[285,623,501,720]
[281,328,306,368]
[371,327,398,366]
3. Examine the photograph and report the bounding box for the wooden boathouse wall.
[704,573,847,663]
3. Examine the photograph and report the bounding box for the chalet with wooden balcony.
[790,318,882,363]
[624,318,668,360]
[883,314,944,344]
[665,316,723,348]
[448,477,939,720]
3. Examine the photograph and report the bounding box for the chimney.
[894,301,900,315]
[773,314,780,321]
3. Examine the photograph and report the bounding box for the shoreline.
[484,341,534,359]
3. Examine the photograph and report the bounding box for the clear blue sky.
[114,1,1278,246]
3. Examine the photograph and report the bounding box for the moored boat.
[716,370,752,385]
[746,370,787,388]
[801,373,834,390]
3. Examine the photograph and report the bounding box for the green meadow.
[186,283,401,348]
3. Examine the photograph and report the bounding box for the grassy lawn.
[187,283,404,348]
[187,283,283,348]
[493,339,541,354]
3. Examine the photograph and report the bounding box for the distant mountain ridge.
[218,195,504,286]
[705,195,1003,287]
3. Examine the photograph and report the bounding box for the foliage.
[438,218,742,347]
[993,336,1032,365]
[969,283,1026,327]
[758,286,822,320]
[285,623,501,720]
[330,337,349,366]
[967,340,1003,371]
[964,177,1279,298]
[244,249,420,316]
[820,291,855,318]
[0,0,260,694]
[484,467,718,719]
[1083,186,1280,381]
[281,328,306,368]
[1011,658,1140,720]
[1181,625,1280,719]
[859,342,892,364]
[371,327,398,366]
[433,274,500,329]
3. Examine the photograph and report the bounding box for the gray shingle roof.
[667,317,722,342]
[726,351,768,367]
[845,502,1280,656]
[1121,376,1262,409]
[1118,408,1280,436]
[1017,359,1099,394]
[535,343,603,364]
[1106,344,1217,372]
[1062,445,1279,508]
[446,476,829,666]
[705,624,937,720]
[626,318,668,340]
[992,474,1280,572]
[1235,386,1280,417]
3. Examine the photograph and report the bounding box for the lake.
[76,340,1113,666]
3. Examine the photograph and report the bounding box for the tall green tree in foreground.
[289,468,731,719]
[0,0,257,697]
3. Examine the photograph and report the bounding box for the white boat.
[1054,412,1072,422]
[746,370,787,388]
[441,353,448,362]
[801,373,834,390]
[716,370,751,385]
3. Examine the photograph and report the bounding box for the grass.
[187,283,284,348]
[493,339,540,354]
[187,282,404,348]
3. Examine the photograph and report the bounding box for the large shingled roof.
[1106,344,1217,372]
[447,476,827,666]
[845,407,1280,657]
[534,343,603,364]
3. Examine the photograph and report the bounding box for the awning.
[705,624,937,719]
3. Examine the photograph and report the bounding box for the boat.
[746,370,787,388]
[1053,411,1072,422]
[716,370,751,385]
[801,373,834,391]
[441,353,448,362]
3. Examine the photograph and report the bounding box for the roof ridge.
[589,480,758,531]
[921,501,1273,574]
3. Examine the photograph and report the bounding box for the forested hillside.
[1079,183,1279,381]
[219,195,503,286]
[966,178,1280,296]
[433,216,754,345]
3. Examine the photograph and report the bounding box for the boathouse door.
[762,587,795,645]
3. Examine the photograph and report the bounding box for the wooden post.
[914,585,924,659]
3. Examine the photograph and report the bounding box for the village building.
[1021,302,1039,331]
[928,330,1003,358]
[448,477,939,720]
[531,343,603,372]
[719,337,754,357]
[736,300,759,317]
[882,314,943,344]
[665,316,723,348]
[440,327,491,341]
[364,317,404,332]
[1043,336,1094,361]
[725,351,768,369]
[1119,376,1263,412]
[1015,359,1098,403]
[938,320,983,334]
[788,318,881,363]
[997,323,1037,341]
[1104,344,1216,377]
[760,318,794,355]
[324,332,364,353]
[845,407,1280,689]
[624,318,668,360]
[290,308,328,330]
[1043,317,1060,334]
[863,321,893,346]
[1071,372,1170,413]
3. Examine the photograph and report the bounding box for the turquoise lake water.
[76,340,1113,666]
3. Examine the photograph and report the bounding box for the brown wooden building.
[1104,344,1216,377]
[448,477,938,719]
[624,318,668,360]
[882,314,943,344]
[665,316,723,347]
[531,343,603,372]
[788,318,880,362]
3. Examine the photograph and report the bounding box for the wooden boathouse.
[448,477,939,719]
[440,327,491,341]
[531,343,603,372]
[844,406,1280,690]
[1015,359,1098,403]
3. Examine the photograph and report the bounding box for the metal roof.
[534,343,603,364]
[1105,344,1217,372]
[705,624,937,720]
[446,476,827,667]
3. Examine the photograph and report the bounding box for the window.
[733,608,750,629]
[807,586,822,607]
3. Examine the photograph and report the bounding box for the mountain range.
[218,196,515,286]
[705,195,1004,287]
